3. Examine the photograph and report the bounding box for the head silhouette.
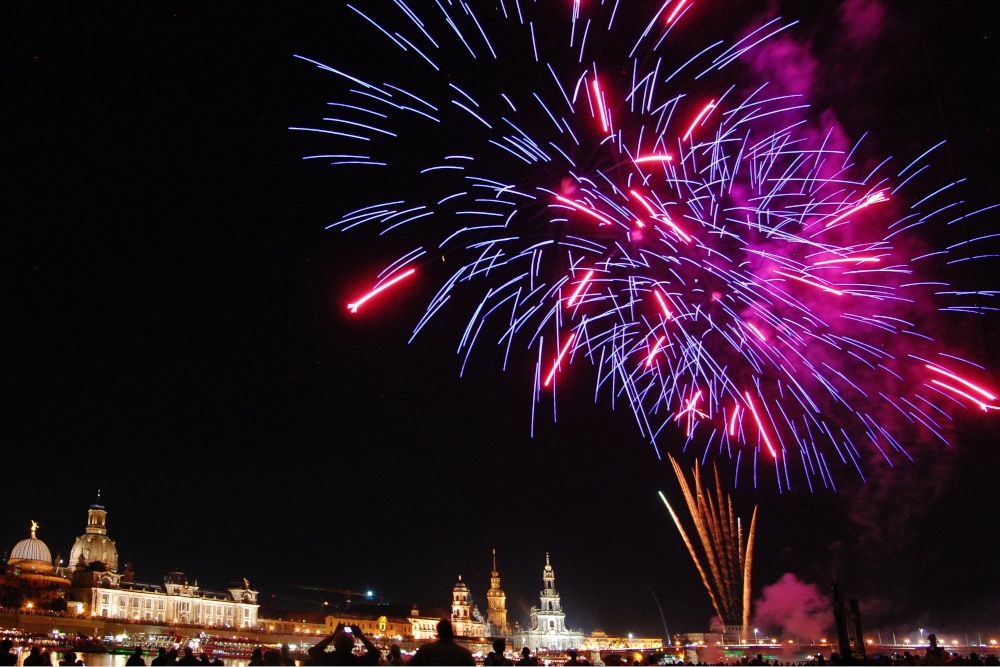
[333,629,355,654]
[437,619,455,641]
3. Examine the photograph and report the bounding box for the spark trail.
[296,1,998,490]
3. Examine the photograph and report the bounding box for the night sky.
[3,0,999,643]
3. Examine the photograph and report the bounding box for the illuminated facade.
[451,575,486,638]
[59,495,260,627]
[73,573,259,626]
[513,553,584,651]
[69,492,119,575]
[1,522,72,608]
[485,549,509,636]
[582,630,664,652]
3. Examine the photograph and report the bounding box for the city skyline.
[4,0,999,644]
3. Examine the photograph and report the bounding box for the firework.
[295,1,998,489]
[660,455,756,637]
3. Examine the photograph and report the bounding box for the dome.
[69,533,118,573]
[69,494,119,573]
[9,522,54,573]
[164,571,188,585]
[10,537,52,564]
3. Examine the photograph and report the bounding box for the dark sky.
[3,0,999,642]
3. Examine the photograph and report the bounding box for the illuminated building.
[58,495,261,627]
[1,521,72,608]
[485,549,509,636]
[512,553,584,651]
[451,575,486,638]
[582,630,664,652]
[69,491,119,576]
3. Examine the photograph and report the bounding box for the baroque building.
[0,522,72,608]
[485,549,509,636]
[69,491,119,575]
[450,575,486,638]
[49,493,259,627]
[513,553,585,651]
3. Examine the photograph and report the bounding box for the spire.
[90,489,105,509]
[30,520,38,539]
[493,548,497,571]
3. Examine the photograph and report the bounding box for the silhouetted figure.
[307,623,379,665]
[0,642,14,666]
[566,649,586,666]
[926,635,947,666]
[151,649,168,666]
[178,648,200,666]
[248,649,264,667]
[165,650,179,666]
[263,651,281,667]
[386,645,404,666]
[409,620,475,666]
[515,646,538,666]
[126,648,147,666]
[39,651,54,667]
[198,654,212,667]
[0,641,16,667]
[59,651,84,667]
[280,645,295,667]
[212,656,224,667]
[484,639,513,666]
[23,648,44,666]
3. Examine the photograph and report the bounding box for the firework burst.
[660,454,756,635]
[294,1,999,490]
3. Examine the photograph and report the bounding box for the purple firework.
[293,0,999,491]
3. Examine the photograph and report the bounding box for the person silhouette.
[0,641,17,667]
[306,623,379,665]
[126,648,147,666]
[408,620,475,666]
[515,646,538,666]
[484,639,513,666]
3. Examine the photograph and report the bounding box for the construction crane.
[290,584,374,608]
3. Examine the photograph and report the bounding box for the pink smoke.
[752,574,833,642]
[839,0,886,47]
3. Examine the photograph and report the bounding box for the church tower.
[485,549,509,636]
[452,575,472,636]
[536,552,566,632]
[69,491,119,574]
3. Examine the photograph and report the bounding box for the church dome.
[70,533,118,572]
[164,571,188,585]
[8,523,54,573]
[69,493,119,573]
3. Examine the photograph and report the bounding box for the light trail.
[347,269,415,313]
[543,332,577,387]
[774,270,845,296]
[683,100,715,141]
[555,195,617,226]
[823,191,889,228]
[925,364,997,401]
[567,269,595,307]
[744,391,777,457]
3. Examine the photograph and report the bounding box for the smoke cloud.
[752,573,832,643]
